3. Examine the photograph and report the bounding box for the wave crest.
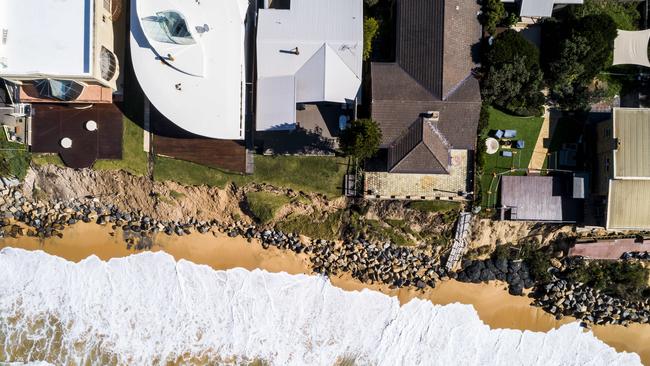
[0,248,641,365]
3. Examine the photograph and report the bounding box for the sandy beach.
[1,223,649,364]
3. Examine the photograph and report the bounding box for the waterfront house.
[255,0,363,138]
[0,0,120,105]
[366,0,482,200]
[130,0,249,140]
[594,108,650,231]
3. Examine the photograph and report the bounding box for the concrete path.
[528,107,554,171]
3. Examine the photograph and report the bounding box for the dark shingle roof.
[388,119,451,174]
[396,0,445,98]
[371,0,482,174]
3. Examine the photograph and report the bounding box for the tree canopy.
[486,30,540,69]
[482,56,545,117]
[542,14,617,110]
[480,0,505,35]
[481,31,545,116]
[339,119,382,161]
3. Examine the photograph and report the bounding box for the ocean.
[0,247,641,365]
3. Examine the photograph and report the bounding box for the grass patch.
[169,190,185,200]
[408,200,460,213]
[245,191,291,224]
[31,153,65,167]
[365,219,412,246]
[93,117,148,176]
[0,132,30,179]
[478,107,544,208]
[155,155,347,197]
[276,210,344,240]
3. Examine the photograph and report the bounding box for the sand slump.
[0,248,641,366]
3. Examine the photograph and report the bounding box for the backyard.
[478,107,544,208]
[154,155,348,198]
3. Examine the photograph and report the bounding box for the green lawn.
[31,153,64,167]
[245,191,291,224]
[276,210,344,240]
[93,117,148,176]
[0,132,30,179]
[478,107,544,208]
[408,200,461,213]
[155,155,347,197]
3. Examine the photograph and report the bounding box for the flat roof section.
[607,180,650,230]
[0,0,93,76]
[500,175,581,223]
[613,108,650,179]
[130,0,248,139]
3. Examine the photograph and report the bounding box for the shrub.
[245,192,291,224]
[567,261,649,301]
[363,17,380,61]
[339,119,382,161]
[481,0,505,35]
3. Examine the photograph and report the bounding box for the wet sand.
[1,223,649,364]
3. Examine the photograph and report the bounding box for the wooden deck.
[31,104,123,168]
[150,107,248,173]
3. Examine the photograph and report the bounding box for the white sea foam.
[0,248,641,365]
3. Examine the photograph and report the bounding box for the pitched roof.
[613,108,650,179]
[501,175,581,223]
[371,65,481,149]
[256,0,363,131]
[371,0,482,174]
[388,119,450,174]
[607,180,650,230]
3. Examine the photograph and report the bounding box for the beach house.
[130,0,249,140]
[255,0,363,136]
[365,0,482,200]
[0,0,120,104]
[594,108,650,230]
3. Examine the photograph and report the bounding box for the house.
[255,0,363,132]
[500,175,583,223]
[0,0,120,104]
[366,0,482,200]
[594,108,650,231]
[501,0,583,18]
[130,0,249,139]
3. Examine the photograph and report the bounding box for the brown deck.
[151,107,248,173]
[31,104,123,168]
[569,239,650,260]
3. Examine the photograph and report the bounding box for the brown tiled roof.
[396,0,445,98]
[443,0,482,98]
[371,0,482,174]
[388,119,450,174]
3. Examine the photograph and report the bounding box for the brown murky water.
[1,223,649,364]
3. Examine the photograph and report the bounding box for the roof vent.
[422,111,440,122]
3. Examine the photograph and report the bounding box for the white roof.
[0,0,93,76]
[256,0,363,131]
[613,29,650,68]
[130,0,248,139]
[519,0,583,17]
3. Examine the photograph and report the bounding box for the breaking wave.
[0,248,641,365]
